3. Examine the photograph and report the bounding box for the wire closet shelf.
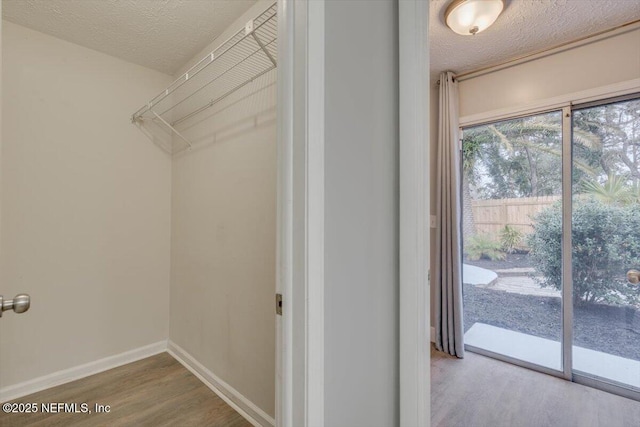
[131,2,277,152]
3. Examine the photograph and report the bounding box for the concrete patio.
[465,323,640,389]
[463,263,560,298]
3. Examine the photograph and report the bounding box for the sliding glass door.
[571,97,640,392]
[462,94,640,398]
[461,110,565,373]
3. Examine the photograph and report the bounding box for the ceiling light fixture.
[445,0,504,36]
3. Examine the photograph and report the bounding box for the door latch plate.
[275,293,282,316]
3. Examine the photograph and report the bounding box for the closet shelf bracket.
[150,111,193,149]
[251,32,277,67]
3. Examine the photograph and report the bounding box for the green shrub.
[464,233,506,261]
[527,198,640,305]
[500,225,523,254]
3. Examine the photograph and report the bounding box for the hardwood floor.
[432,347,640,427]
[0,353,252,427]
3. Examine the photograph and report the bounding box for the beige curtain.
[434,71,464,358]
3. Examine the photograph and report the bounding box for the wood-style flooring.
[0,353,252,427]
[432,347,640,427]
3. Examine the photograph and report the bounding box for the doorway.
[462,94,640,399]
[1,1,278,425]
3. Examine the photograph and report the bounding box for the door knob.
[627,269,640,285]
[0,294,30,317]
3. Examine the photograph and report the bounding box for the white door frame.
[275,0,293,424]
[399,0,431,426]
[276,0,325,425]
[276,1,430,425]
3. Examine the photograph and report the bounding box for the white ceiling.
[430,0,640,81]
[2,0,257,75]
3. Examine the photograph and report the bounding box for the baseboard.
[0,340,167,403]
[167,341,274,427]
[431,326,435,343]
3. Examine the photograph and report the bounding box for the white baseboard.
[431,326,435,343]
[0,340,167,403]
[167,341,274,427]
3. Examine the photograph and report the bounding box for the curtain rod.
[436,18,640,85]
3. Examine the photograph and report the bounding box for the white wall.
[430,26,640,326]
[459,27,640,118]
[0,21,172,388]
[0,8,3,302]
[323,1,399,425]
[169,0,276,419]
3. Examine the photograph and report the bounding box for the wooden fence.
[471,195,561,241]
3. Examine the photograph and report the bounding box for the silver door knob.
[0,294,30,317]
[627,269,640,285]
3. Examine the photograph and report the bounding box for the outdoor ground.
[463,282,640,360]
[464,253,532,270]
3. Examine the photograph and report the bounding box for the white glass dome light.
[445,0,505,36]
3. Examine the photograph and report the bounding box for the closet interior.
[1,0,278,424]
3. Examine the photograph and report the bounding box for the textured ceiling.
[2,0,257,75]
[5,0,638,78]
[430,0,640,81]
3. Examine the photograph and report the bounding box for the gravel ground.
[464,253,532,270]
[463,283,640,360]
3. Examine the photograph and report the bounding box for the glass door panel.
[462,111,564,371]
[571,97,640,391]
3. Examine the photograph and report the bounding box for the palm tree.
[581,174,637,205]
[463,113,600,199]
[485,117,600,194]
